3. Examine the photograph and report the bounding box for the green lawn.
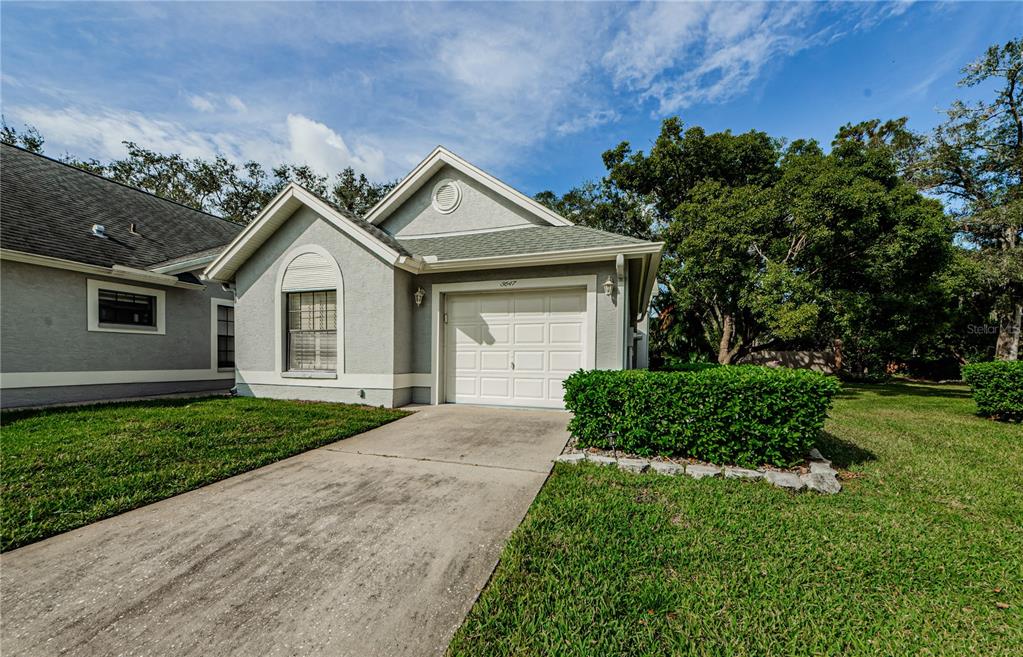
[0,396,408,551]
[448,383,1023,656]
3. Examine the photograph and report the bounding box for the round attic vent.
[431,179,461,214]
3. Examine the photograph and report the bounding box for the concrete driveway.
[0,405,569,657]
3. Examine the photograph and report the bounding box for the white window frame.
[273,245,344,378]
[210,297,236,372]
[87,279,166,335]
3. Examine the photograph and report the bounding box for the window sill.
[90,323,164,335]
[282,371,337,379]
[218,367,235,373]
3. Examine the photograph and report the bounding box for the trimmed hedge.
[962,361,1023,421]
[563,366,842,467]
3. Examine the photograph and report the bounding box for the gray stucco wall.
[393,269,415,375]
[404,260,624,374]
[379,165,547,237]
[233,205,396,376]
[1,260,232,372]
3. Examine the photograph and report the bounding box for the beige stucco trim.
[0,369,234,389]
[0,249,205,289]
[236,370,430,390]
[365,146,574,228]
[429,274,599,405]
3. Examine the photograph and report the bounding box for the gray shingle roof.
[396,225,650,261]
[296,185,411,257]
[1,143,243,270]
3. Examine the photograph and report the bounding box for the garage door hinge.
[443,313,448,324]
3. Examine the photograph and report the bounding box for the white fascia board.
[638,248,663,317]
[204,184,404,282]
[0,249,205,289]
[416,242,664,273]
[365,146,574,228]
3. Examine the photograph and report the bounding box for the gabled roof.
[364,146,574,228]
[204,183,411,282]
[204,148,664,286]
[0,143,242,271]
[397,225,652,261]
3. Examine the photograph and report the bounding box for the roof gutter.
[0,249,206,289]
[412,242,664,273]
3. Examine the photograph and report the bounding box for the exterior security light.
[414,287,426,306]
[603,276,615,297]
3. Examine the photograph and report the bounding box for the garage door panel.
[453,324,481,344]
[549,322,582,344]
[484,323,510,345]
[549,350,582,372]
[480,377,510,398]
[445,287,587,407]
[480,296,512,316]
[513,294,545,315]
[454,350,478,370]
[480,350,509,370]
[513,378,545,399]
[451,376,477,396]
[514,323,544,343]
[548,290,585,314]
[547,379,567,401]
[514,351,544,371]
[448,297,479,319]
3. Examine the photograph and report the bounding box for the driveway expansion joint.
[321,446,552,475]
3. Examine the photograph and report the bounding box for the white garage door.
[444,288,587,408]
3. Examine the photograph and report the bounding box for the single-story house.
[204,147,663,409]
[0,143,242,408]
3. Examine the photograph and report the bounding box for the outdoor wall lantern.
[414,287,426,307]
[603,276,615,297]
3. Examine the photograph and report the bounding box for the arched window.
[278,248,343,373]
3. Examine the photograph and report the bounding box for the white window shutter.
[282,252,336,291]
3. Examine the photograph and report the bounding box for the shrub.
[562,366,842,467]
[961,361,1023,421]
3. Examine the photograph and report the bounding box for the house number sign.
[499,280,517,287]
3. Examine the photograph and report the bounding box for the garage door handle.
[511,362,515,370]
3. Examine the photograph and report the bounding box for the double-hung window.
[287,290,337,371]
[217,305,235,369]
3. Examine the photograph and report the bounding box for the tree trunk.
[995,303,1022,360]
[718,314,735,364]
[833,338,844,372]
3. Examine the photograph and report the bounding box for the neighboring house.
[0,143,243,408]
[204,147,663,409]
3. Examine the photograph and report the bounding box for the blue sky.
[1,1,1020,196]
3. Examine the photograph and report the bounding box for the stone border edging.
[555,447,841,494]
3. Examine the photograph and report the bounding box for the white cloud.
[285,113,385,178]
[603,2,816,113]
[187,95,216,113]
[556,109,621,137]
[225,95,247,112]
[8,106,389,179]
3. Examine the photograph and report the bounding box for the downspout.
[616,254,627,369]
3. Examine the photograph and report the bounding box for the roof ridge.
[1,142,243,228]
